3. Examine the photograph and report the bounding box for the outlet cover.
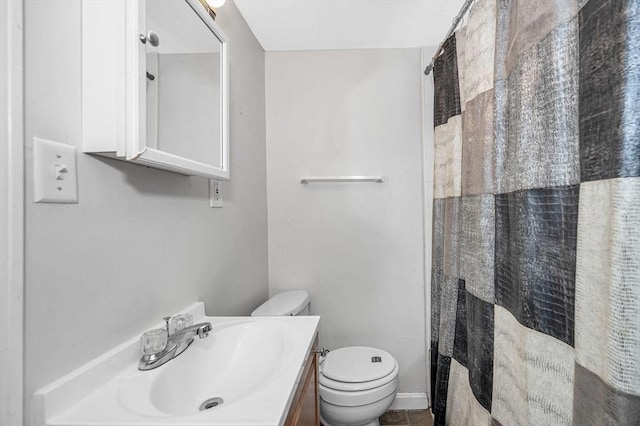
[33,137,78,203]
[209,180,223,208]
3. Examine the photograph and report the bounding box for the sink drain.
[199,397,224,411]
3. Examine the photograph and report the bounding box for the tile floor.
[379,410,434,426]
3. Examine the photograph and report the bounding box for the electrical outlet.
[33,137,78,203]
[209,180,223,208]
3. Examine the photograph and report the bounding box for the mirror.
[145,0,224,169]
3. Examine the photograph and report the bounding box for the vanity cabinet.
[285,337,320,426]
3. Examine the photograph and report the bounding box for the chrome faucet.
[138,316,212,371]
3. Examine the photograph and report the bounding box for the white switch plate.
[209,180,223,208]
[33,137,78,203]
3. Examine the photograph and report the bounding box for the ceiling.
[233,0,465,51]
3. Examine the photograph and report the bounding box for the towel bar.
[300,175,384,184]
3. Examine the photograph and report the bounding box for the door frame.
[0,0,25,424]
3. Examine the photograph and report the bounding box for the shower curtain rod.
[423,0,475,76]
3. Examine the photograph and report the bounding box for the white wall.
[24,0,267,422]
[266,49,428,395]
[421,46,437,404]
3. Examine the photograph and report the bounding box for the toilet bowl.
[251,291,399,426]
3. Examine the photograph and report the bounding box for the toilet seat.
[320,361,399,392]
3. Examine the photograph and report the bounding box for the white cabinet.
[82,0,229,180]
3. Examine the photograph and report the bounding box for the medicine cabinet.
[82,0,229,180]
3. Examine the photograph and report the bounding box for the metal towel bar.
[300,175,385,184]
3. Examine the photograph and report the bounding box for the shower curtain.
[430,0,640,425]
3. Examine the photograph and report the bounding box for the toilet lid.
[322,346,396,383]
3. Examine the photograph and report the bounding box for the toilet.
[251,291,399,426]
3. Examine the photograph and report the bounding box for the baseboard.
[389,393,429,410]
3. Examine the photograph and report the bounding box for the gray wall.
[265,49,427,395]
[24,0,267,421]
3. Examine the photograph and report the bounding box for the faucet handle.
[170,314,193,334]
[140,328,168,355]
[163,316,171,334]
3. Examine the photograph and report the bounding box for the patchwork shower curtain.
[430,0,640,425]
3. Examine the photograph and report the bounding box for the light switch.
[33,137,78,203]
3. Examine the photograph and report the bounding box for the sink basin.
[33,303,320,426]
[118,320,298,417]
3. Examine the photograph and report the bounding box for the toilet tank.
[251,291,311,316]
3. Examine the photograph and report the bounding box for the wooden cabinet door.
[285,339,319,426]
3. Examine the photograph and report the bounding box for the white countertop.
[32,303,320,426]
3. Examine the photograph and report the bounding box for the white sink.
[33,303,320,426]
[119,320,298,417]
